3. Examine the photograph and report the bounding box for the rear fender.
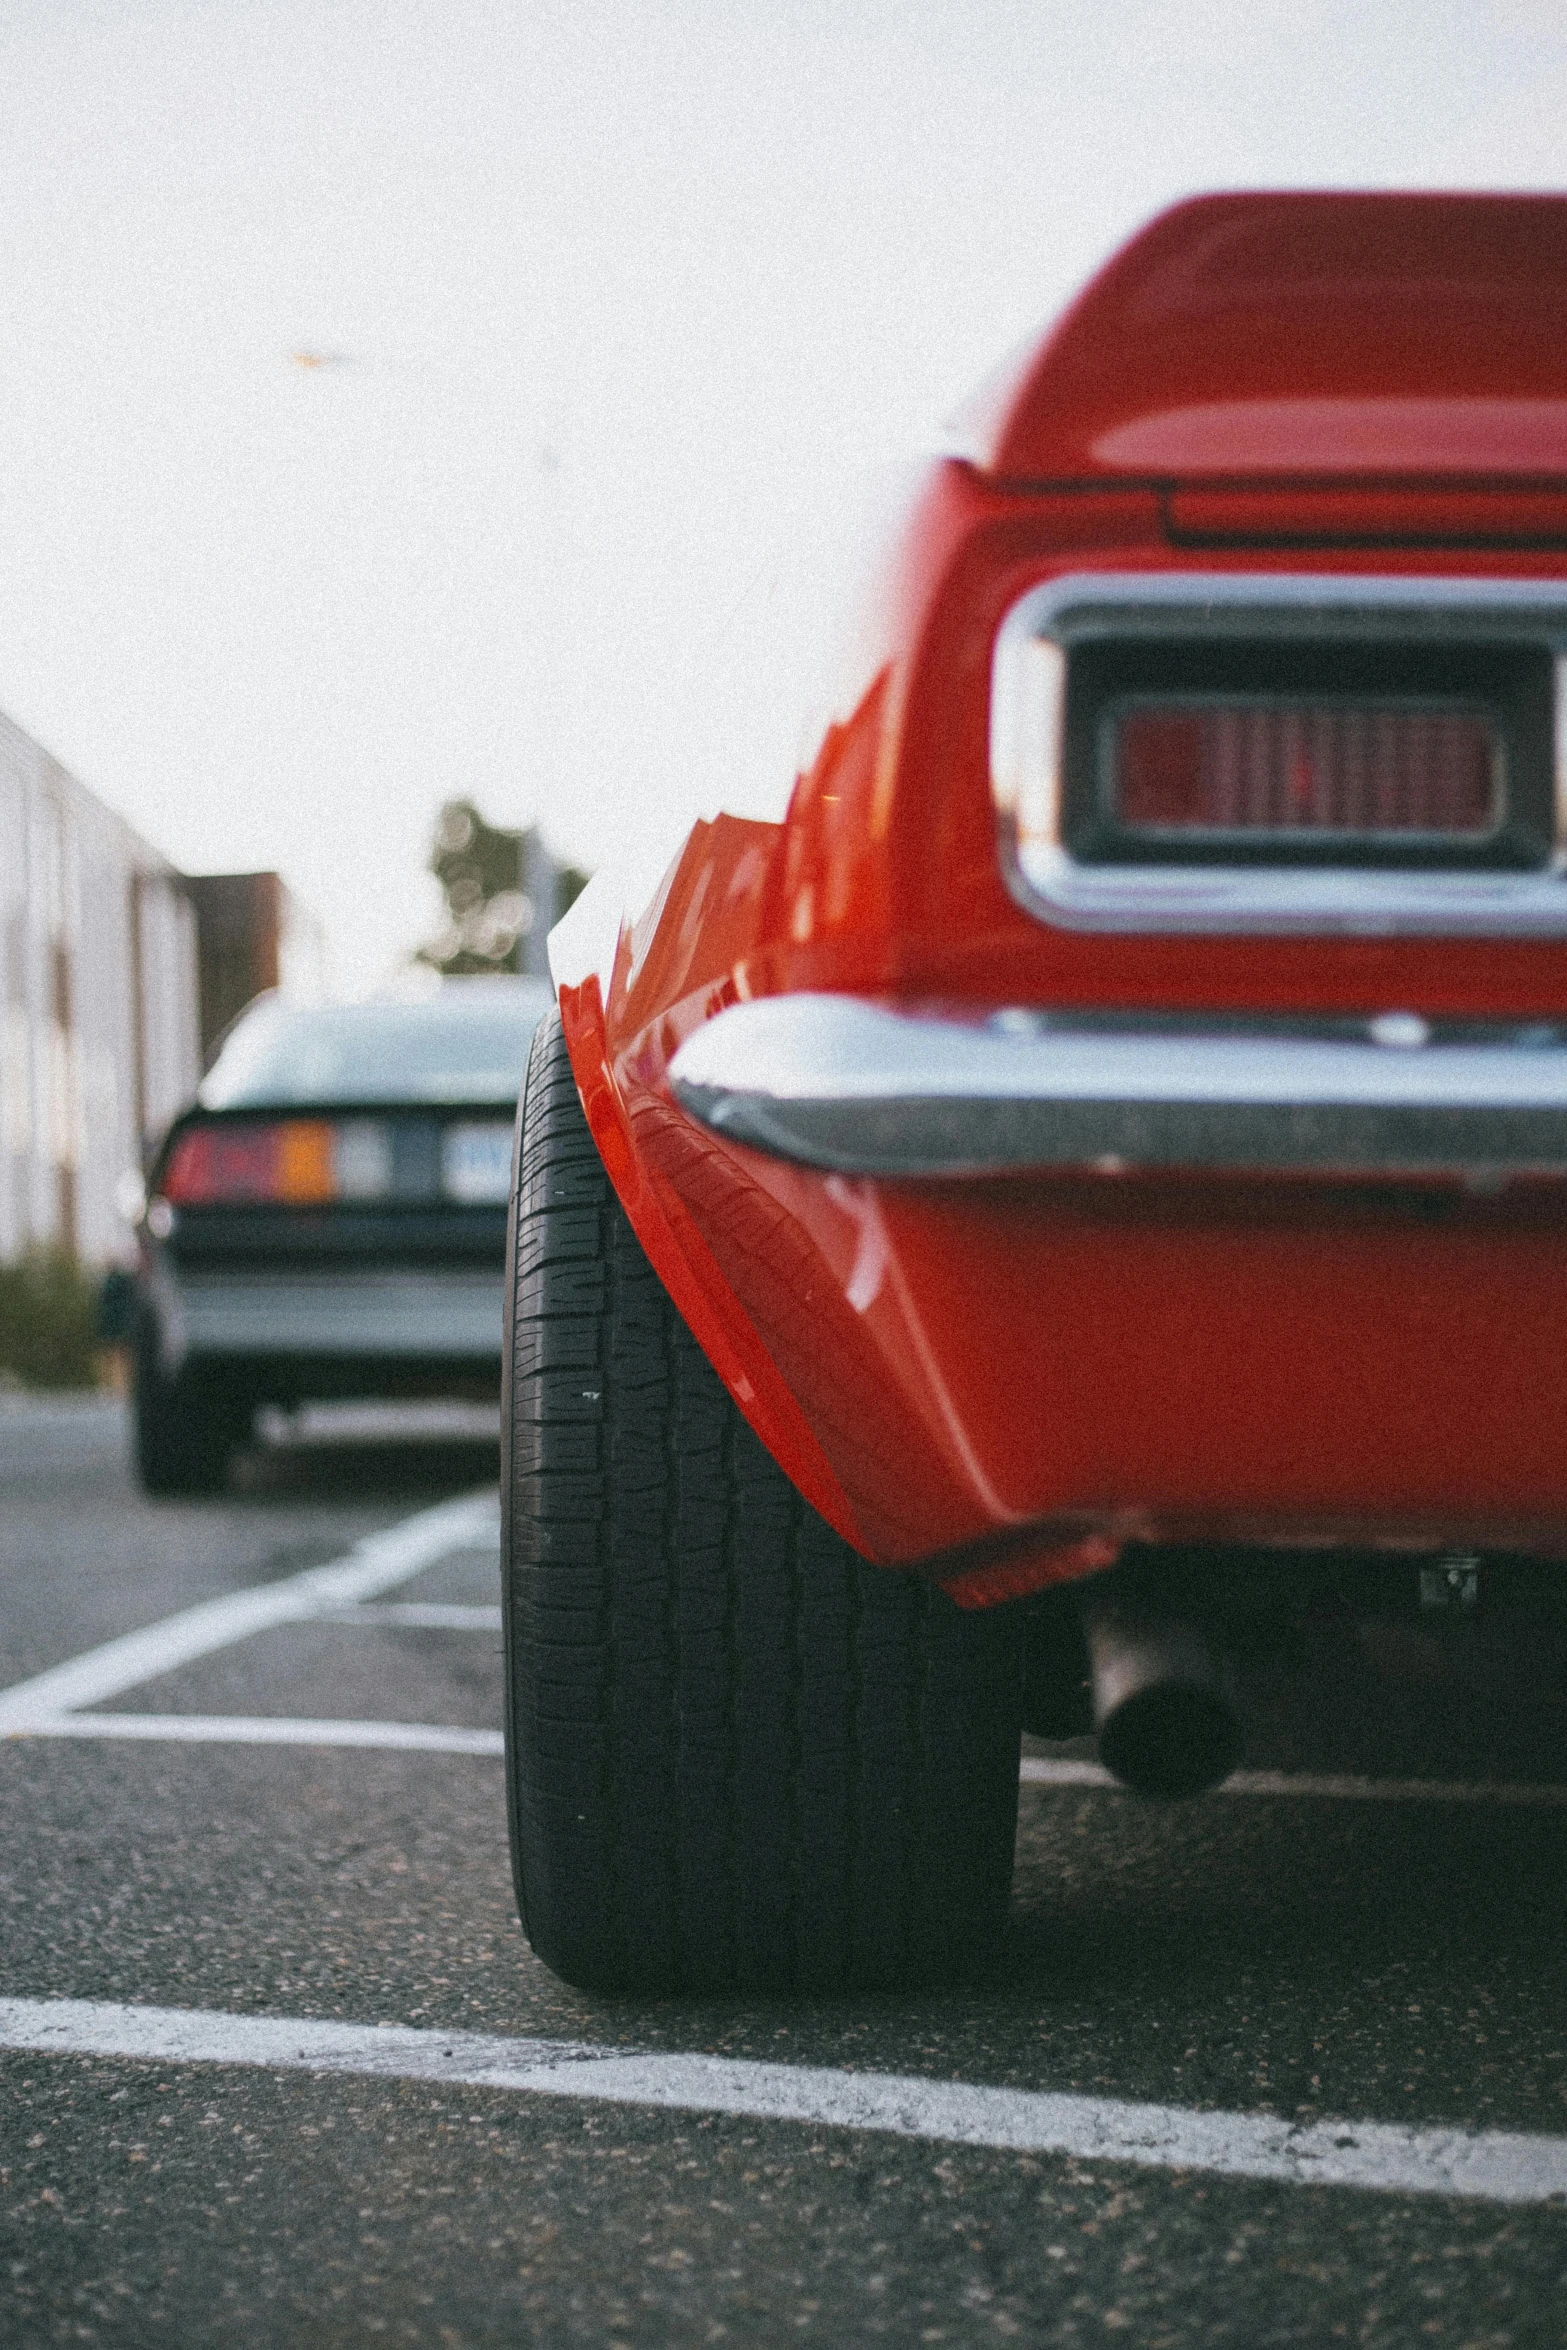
[554,955,868,1552]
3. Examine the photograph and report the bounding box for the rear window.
[200,982,554,1109]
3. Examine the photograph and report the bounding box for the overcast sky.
[1,0,1564,991]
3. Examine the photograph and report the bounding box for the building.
[0,709,200,1268]
[0,707,321,1268]
[185,871,325,1061]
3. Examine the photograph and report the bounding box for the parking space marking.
[22,1713,505,1754]
[1021,1757,1567,1806]
[2,1995,1565,2207]
[0,1488,498,1738]
[311,1602,503,1631]
[4,1497,1557,1813]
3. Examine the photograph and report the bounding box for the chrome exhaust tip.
[1082,1597,1241,1799]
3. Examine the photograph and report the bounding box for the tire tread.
[501,1010,1020,1993]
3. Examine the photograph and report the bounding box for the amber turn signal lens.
[275,1120,335,1202]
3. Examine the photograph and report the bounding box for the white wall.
[0,707,200,1267]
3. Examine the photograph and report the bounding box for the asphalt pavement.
[2,1393,1566,2346]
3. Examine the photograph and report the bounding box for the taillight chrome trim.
[991,571,1567,935]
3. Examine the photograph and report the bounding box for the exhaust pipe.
[1081,1593,1240,1799]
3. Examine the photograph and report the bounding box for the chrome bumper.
[669,995,1567,1179]
[154,1266,505,1369]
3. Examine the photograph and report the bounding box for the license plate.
[441,1120,515,1204]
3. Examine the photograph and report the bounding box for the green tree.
[418,799,591,976]
[419,799,530,975]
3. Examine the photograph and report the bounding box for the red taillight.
[161,1120,337,1205]
[1113,703,1499,837]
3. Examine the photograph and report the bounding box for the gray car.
[130,977,550,1494]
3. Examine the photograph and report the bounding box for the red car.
[502,191,1567,1993]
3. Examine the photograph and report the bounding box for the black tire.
[132,1309,250,1498]
[501,1010,1024,1995]
[1021,1589,1093,1739]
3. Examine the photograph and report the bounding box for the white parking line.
[15,1717,1564,1797]
[23,1714,504,1755]
[0,1488,498,1738]
[1,1995,1563,2207]
[1020,1758,1567,1807]
[312,1602,503,1631]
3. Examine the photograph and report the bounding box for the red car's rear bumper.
[578,989,1567,1591]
